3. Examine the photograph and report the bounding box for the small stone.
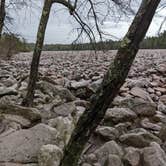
[85,153,98,164]
[160,95,166,104]
[150,82,158,87]
[155,87,166,94]
[147,87,155,94]
[70,80,91,89]
[156,91,162,97]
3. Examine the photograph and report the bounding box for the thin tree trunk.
[22,0,52,107]
[59,0,161,166]
[0,0,6,38]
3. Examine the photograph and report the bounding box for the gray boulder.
[94,141,123,166]
[38,144,63,166]
[143,142,166,166]
[123,147,141,166]
[95,126,119,140]
[51,102,77,118]
[0,124,59,163]
[0,103,41,123]
[120,129,161,148]
[104,107,137,124]
[119,97,157,117]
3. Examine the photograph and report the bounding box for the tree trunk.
[59,0,161,166]
[0,0,6,38]
[22,0,52,107]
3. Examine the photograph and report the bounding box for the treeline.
[140,31,166,49]
[0,33,30,59]
[2,31,165,55]
[27,30,166,51]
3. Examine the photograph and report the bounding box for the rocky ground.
[0,49,166,166]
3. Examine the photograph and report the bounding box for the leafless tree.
[0,0,30,37]
[59,0,161,165]
[22,0,135,107]
[0,0,6,37]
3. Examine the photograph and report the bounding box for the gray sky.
[9,0,166,44]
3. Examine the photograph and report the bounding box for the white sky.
[8,0,166,44]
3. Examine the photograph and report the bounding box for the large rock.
[88,79,102,93]
[70,80,91,89]
[156,62,166,75]
[158,95,166,114]
[0,114,30,133]
[0,124,59,163]
[69,80,93,99]
[123,147,141,166]
[48,116,75,146]
[0,103,41,123]
[105,154,122,166]
[143,142,166,166]
[94,141,123,166]
[126,78,150,88]
[130,87,152,102]
[0,163,38,166]
[38,144,63,166]
[119,97,157,117]
[159,95,166,105]
[51,102,77,118]
[37,81,76,102]
[104,107,137,124]
[0,87,18,98]
[119,129,161,148]
[95,126,119,140]
[140,118,161,131]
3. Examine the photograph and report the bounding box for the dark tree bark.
[22,0,52,107]
[0,0,6,38]
[59,0,161,166]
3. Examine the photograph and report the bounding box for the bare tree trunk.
[22,0,52,107]
[0,0,6,38]
[59,0,161,166]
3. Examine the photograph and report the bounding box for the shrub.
[0,33,29,60]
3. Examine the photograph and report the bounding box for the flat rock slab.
[0,163,37,166]
[0,124,58,163]
[0,87,18,98]
[0,104,41,123]
[130,87,152,102]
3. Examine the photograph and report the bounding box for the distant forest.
[27,30,166,51]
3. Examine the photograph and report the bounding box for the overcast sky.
[8,0,166,44]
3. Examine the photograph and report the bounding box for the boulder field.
[0,50,166,166]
